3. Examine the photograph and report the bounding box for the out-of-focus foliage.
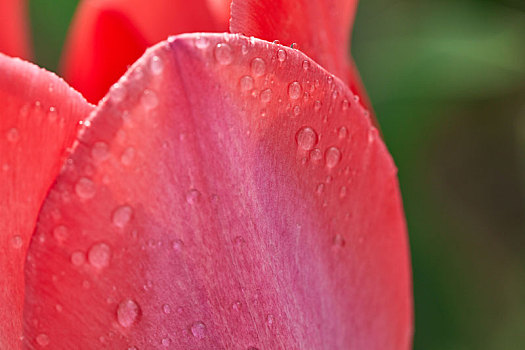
[353,0,525,349]
[29,0,525,348]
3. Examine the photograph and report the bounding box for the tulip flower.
[0,0,412,349]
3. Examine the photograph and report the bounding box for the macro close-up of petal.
[61,0,232,103]
[0,53,93,348]
[22,34,412,349]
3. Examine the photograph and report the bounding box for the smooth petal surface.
[0,0,31,59]
[230,0,375,118]
[25,34,411,349]
[61,0,230,103]
[0,53,93,348]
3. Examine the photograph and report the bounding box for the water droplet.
[302,60,310,70]
[342,99,349,111]
[277,49,286,62]
[91,141,109,161]
[75,177,96,199]
[338,126,348,139]
[339,186,347,199]
[250,57,266,77]
[296,127,318,151]
[88,242,111,269]
[232,300,242,311]
[53,225,68,241]
[120,147,136,166]
[11,235,23,249]
[172,239,183,251]
[316,183,325,195]
[314,100,322,111]
[194,36,210,49]
[142,89,159,110]
[266,314,274,327]
[110,83,126,103]
[310,148,323,163]
[260,88,272,103]
[162,304,171,314]
[353,94,360,102]
[239,75,254,91]
[325,147,342,168]
[117,299,140,327]
[214,43,233,65]
[333,234,346,248]
[186,188,201,204]
[36,333,50,347]
[293,105,301,116]
[47,107,58,121]
[149,55,164,75]
[191,321,207,339]
[288,82,302,100]
[71,251,85,266]
[291,42,298,49]
[112,205,133,228]
[6,128,19,143]
[332,90,339,100]
[162,338,170,347]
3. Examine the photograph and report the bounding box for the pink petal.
[61,0,230,103]
[25,34,412,349]
[0,53,93,348]
[0,0,31,59]
[230,0,376,123]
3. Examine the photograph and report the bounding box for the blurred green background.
[28,0,525,348]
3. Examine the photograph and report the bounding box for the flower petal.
[25,34,411,349]
[230,0,376,121]
[0,0,31,59]
[0,53,93,348]
[61,0,230,103]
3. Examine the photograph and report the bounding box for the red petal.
[61,0,230,104]
[0,53,93,348]
[0,0,31,59]
[230,0,377,123]
[25,34,412,349]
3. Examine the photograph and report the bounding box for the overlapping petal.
[24,34,411,349]
[230,0,375,120]
[61,0,231,103]
[0,53,93,348]
[0,0,31,59]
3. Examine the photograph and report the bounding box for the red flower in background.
[0,0,412,349]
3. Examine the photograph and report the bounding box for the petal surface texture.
[25,34,412,349]
[61,0,230,104]
[0,53,93,349]
[230,0,375,119]
[0,0,31,59]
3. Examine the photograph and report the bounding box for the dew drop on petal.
[91,141,109,162]
[314,100,322,111]
[194,36,210,49]
[75,177,96,199]
[112,205,133,228]
[149,55,164,75]
[277,49,286,62]
[333,234,346,248]
[239,76,254,91]
[120,147,136,166]
[142,89,159,110]
[296,127,318,151]
[325,147,342,168]
[71,251,86,266]
[53,225,68,241]
[110,83,126,103]
[11,235,23,249]
[260,89,272,103]
[302,60,310,70]
[117,299,140,327]
[162,304,171,314]
[288,82,302,100]
[87,242,111,269]
[6,128,19,143]
[36,333,50,347]
[214,43,233,65]
[190,321,207,339]
[186,189,201,205]
[310,148,323,163]
[250,57,266,77]
[338,126,348,139]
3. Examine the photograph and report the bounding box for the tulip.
[0,0,412,349]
